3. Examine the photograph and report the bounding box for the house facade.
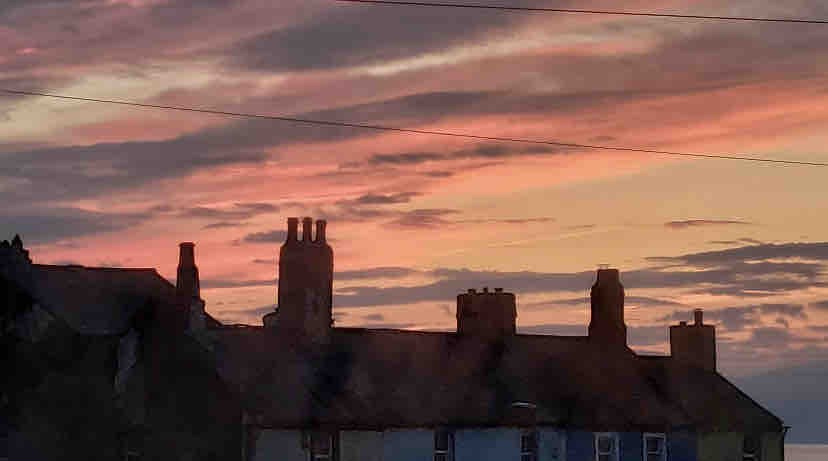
[1,219,786,461]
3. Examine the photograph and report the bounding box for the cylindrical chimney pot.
[302,217,313,242]
[694,308,704,326]
[287,218,299,241]
[315,220,327,243]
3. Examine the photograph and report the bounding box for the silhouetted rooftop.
[638,355,782,432]
[214,326,692,431]
[4,263,219,335]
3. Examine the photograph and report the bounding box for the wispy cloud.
[665,219,751,229]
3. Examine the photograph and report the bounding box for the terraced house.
[1,219,786,461]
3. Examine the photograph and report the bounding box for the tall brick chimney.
[588,268,627,347]
[176,242,204,332]
[670,308,716,371]
[176,242,199,301]
[276,217,333,342]
[456,287,517,339]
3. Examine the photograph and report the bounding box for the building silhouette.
[0,221,785,461]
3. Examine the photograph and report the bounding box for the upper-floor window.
[521,429,538,461]
[595,433,619,461]
[434,429,454,461]
[743,435,760,461]
[644,433,666,461]
[306,431,335,461]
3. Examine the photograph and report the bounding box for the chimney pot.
[494,287,503,293]
[315,220,327,243]
[302,217,313,242]
[482,286,489,293]
[467,288,476,294]
[287,218,299,241]
[694,308,704,326]
[679,321,687,326]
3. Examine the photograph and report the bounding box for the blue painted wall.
[455,428,521,461]
[620,432,643,461]
[381,429,433,461]
[567,430,595,461]
[667,430,697,461]
[538,428,565,461]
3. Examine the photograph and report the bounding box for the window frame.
[742,434,761,461]
[520,429,539,461]
[594,432,620,461]
[434,428,454,461]
[643,433,667,461]
[305,430,336,461]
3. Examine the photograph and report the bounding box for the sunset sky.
[2,0,828,381]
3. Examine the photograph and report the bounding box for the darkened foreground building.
[1,221,785,461]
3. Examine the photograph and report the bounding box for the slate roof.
[637,356,782,433]
[1,251,783,433]
[26,265,176,335]
[2,263,220,335]
[213,326,694,431]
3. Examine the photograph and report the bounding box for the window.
[121,432,141,461]
[521,430,538,461]
[306,431,335,461]
[595,433,619,461]
[644,434,666,461]
[743,435,760,461]
[434,429,454,461]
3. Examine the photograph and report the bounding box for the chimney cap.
[494,287,503,293]
[467,288,476,294]
[679,321,688,326]
[482,286,489,293]
[179,241,195,247]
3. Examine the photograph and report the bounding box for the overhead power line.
[2,88,826,167]
[335,0,828,25]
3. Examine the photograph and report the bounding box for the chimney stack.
[456,287,517,339]
[670,309,716,371]
[176,242,200,301]
[277,217,334,342]
[588,268,627,347]
[176,242,205,332]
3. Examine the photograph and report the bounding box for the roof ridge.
[34,263,159,272]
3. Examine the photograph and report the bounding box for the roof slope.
[638,356,783,432]
[2,261,223,335]
[214,327,690,431]
[22,264,178,335]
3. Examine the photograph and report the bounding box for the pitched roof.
[24,264,178,335]
[637,356,783,433]
[213,327,690,431]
